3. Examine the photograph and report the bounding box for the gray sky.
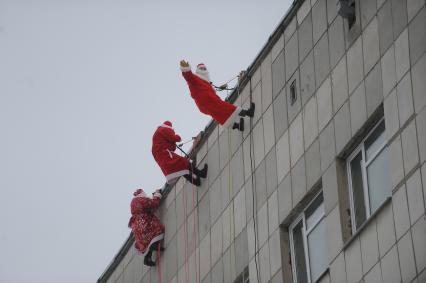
[0,0,291,282]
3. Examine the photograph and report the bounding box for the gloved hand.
[180,60,190,68]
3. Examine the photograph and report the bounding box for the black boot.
[232,118,244,132]
[239,102,255,117]
[193,164,208,178]
[144,251,156,267]
[184,174,201,186]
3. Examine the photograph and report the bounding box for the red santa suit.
[128,189,165,256]
[152,121,190,183]
[181,63,241,128]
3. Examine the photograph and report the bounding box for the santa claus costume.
[128,188,164,266]
[180,62,255,131]
[152,121,207,186]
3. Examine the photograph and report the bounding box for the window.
[234,266,249,283]
[290,79,297,105]
[347,118,391,232]
[289,192,328,283]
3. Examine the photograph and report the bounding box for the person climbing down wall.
[180,60,255,132]
[128,188,165,266]
[152,121,207,186]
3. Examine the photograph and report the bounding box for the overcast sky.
[0,0,291,282]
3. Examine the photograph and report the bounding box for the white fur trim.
[153,192,162,198]
[137,233,165,257]
[180,65,191,72]
[159,124,174,129]
[223,106,242,128]
[165,169,190,183]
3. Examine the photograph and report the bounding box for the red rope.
[157,244,162,283]
[191,173,199,283]
[183,180,189,283]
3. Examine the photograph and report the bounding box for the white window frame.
[289,191,326,283]
[346,117,388,233]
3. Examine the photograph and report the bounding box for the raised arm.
[180,60,197,84]
[163,127,182,143]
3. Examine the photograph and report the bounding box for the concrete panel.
[273,88,288,142]
[289,112,304,166]
[391,0,408,39]
[408,6,426,65]
[401,120,419,175]
[397,231,416,283]
[319,120,336,173]
[312,0,327,44]
[291,156,307,206]
[378,0,393,55]
[303,94,318,150]
[376,203,396,257]
[331,56,349,112]
[393,185,411,240]
[278,173,293,223]
[411,52,426,114]
[263,105,275,156]
[298,13,313,63]
[350,81,367,135]
[334,101,351,154]
[347,37,364,94]
[300,51,316,105]
[365,63,383,116]
[394,29,410,82]
[305,139,321,189]
[362,17,380,74]
[314,33,330,86]
[268,190,279,236]
[276,130,290,183]
[272,51,285,98]
[345,237,363,283]
[285,32,299,82]
[411,216,426,272]
[265,146,278,198]
[360,0,377,30]
[360,220,379,274]
[406,169,424,225]
[329,16,346,69]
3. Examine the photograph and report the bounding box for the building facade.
[98,0,426,282]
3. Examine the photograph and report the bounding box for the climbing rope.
[247,78,260,282]
[157,244,162,283]
[191,166,200,283]
[228,126,235,282]
[183,180,189,283]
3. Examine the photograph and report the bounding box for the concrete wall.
[100,0,426,282]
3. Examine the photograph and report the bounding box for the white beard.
[195,69,211,82]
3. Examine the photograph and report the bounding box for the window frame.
[346,117,388,233]
[289,191,326,283]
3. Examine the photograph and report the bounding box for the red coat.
[128,191,165,256]
[181,68,241,127]
[152,122,190,183]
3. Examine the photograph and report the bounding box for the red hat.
[133,188,147,198]
[163,121,172,127]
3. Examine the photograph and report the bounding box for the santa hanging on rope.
[128,188,164,266]
[152,121,207,186]
[180,60,255,131]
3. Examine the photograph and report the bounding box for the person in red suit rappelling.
[152,121,207,186]
[128,188,165,266]
[180,60,255,131]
